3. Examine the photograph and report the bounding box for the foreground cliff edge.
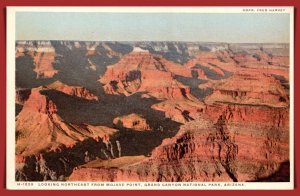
[15,41,290,182]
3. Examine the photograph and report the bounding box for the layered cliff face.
[205,104,289,129]
[184,50,237,75]
[69,114,289,182]
[32,52,58,79]
[16,41,58,79]
[15,80,99,117]
[151,100,205,124]
[204,70,289,107]
[198,67,290,129]
[46,81,99,101]
[15,83,120,181]
[16,87,114,156]
[15,41,134,91]
[233,49,289,68]
[183,46,289,82]
[99,48,195,100]
[67,43,290,182]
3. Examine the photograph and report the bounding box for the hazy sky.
[16,12,290,43]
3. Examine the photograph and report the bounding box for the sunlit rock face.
[15,41,290,182]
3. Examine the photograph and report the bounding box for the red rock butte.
[99,48,194,100]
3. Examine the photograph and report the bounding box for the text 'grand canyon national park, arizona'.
[6,7,294,190]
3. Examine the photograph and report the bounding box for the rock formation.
[46,81,99,101]
[16,41,58,78]
[16,87,114,156]
[99,49,195,100]
[32,51,58,79]
[151,100,205,124]
[204,70,289,107]
[69,115,289,182]
[113,113,150,131]
[68,44,290,182]
[14,41,291,182]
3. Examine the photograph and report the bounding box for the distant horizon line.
[15,40,290,45]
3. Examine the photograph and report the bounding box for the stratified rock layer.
[16,87,113,156]
[47,81,99,101]
[69,115,289,182]
[16,41,58,78]
[99,50,194,100]
[204,70,289,107]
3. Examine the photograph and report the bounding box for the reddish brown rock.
[32,52,58,78]
[68,156,147,181]
[16,87,116,156]
[14,43,290,182]
[69,115,289,182]
[233,50,289,69]
[151,100,205,124]
[184,50,238,74]
[203,70,289,108]
[113,113,150,131]
[200,69,289,128]
[184,49,289,83]
[15,41,59,79]
[68,62,290,182]
[99,50,195,100]
[47,81,99,101]
[205,104,289,129]
[231,50,289,81]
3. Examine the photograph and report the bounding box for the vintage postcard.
[6,6,294,190]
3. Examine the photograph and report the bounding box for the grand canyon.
[15,41,290,182]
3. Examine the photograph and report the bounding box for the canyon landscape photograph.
[7,7,294,189]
